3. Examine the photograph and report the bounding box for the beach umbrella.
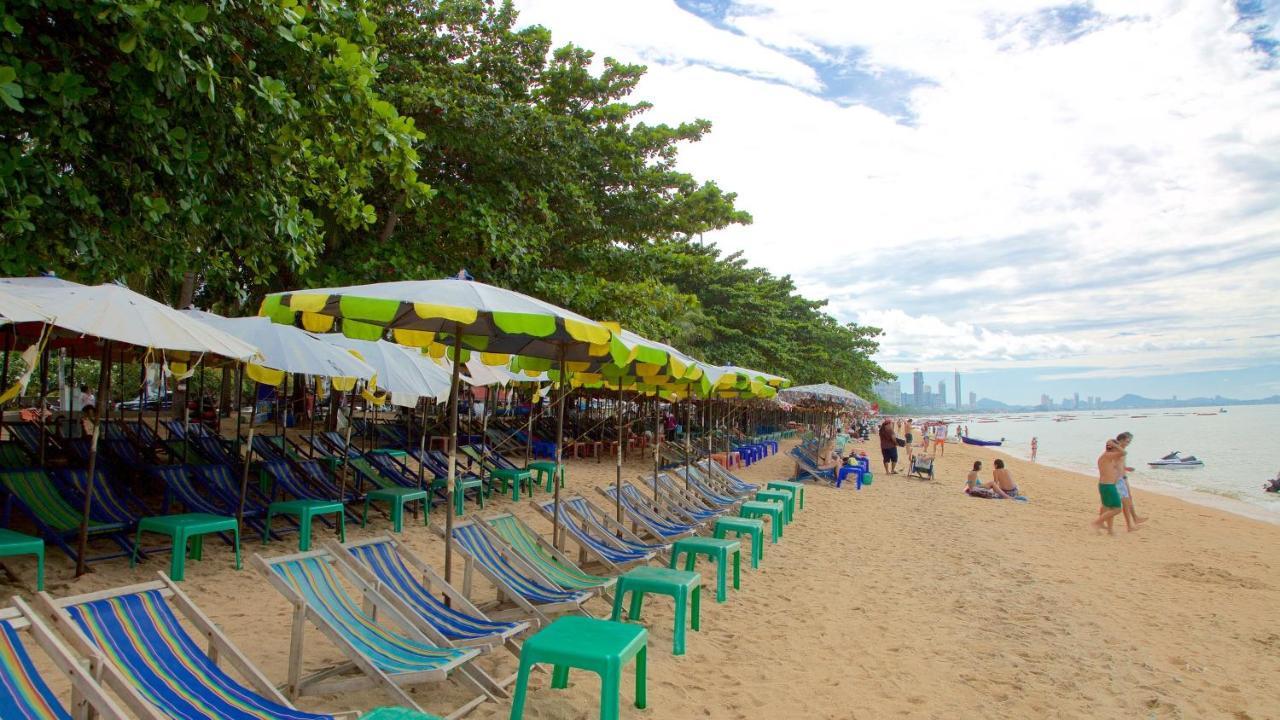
[183,311,374,384]
[0,286,54,325]
[261,278,612,583]
[779,382,868,408]
[6,281,260,575]
[320,335,453,402]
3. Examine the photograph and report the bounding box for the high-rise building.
[1061,397,1071,410]
[872,379,901,406]
[1040,394,1052,409]
[913,370,924,404]
[1073,392,1079,410]
[969,391,977,408]
[938,381,946,408]
[954,370,961,410]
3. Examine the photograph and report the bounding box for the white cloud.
[513,0,1280,391]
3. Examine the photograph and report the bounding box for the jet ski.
[1147,451,1204,469]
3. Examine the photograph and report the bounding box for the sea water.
[931,405,1280,523]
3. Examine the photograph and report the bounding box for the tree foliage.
[0,0,889,394]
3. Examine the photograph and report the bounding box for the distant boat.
[1194,412,1218,416]
[1148,451,1204,469]
[961,436,1003,447]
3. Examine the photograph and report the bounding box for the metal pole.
[615,382,624,524]
[552,345,567,549]
[74,340,112,577]
[524,387,534,465]
[443,326,463,585]
[653,396,661,501]
[37,344,48,467]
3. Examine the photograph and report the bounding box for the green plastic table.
[131,513,240,582]
[766,480,805,510]
[527,461,565,492]
[362,487,429,533]
[454,477,484,517]
[488,467,533,501]
[361,708,443,720]
[739,500,783,543]
[510,616,647,720]
[713,516,764,568]
[0,528,44,591]
[610,566,700,656]
[264,499,345,551]
[754,489,794,524]
[670,537,740,603]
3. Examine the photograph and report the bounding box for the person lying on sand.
[965,460,999,499]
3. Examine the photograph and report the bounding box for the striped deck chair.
[621,481,708,532]
[445,520,592,626]
[652,473,725,522]
[0,469,134,563]
[532,496,663,571]
[55,468,147,526]
[596,483,699,542]
[478,514,615,596]
[262,460,356,504]
[6,423,57,459]
[674,464,747,508]
[254,551,495,718]
[788,447,840,484]
[694,458,758,495]
[334,537,528,652]
[148,465,259,531]
[0,597,153,719]
[39,574,331,720]
[0,441,30,469]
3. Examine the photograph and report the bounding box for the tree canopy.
[0,0,890,395]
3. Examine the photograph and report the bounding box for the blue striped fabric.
[450,525,587,605]
[536,500,651,564]
[654,476,720,521]
[675,468,738,507]
[67,590,331,719]
[0,619,71,720]
[56,468,139,525]
[697,460,757,494]
[348,542,521,641]
[562,498,666,553]
[270,557,467,674]
[610,486,698,537]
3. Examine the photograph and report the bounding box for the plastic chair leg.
[634,646,647,709]
[673,594,687,655]
[551,665,570,689]
[600,667,620,720]
[508,658,533,720]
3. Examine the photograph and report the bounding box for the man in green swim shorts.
[1092,438,1126,534]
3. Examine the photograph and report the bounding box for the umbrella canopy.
[183,311,374,383]
[319,335,453,402]
[0,286,53,325]
[778,382,869,408]
[12,282,259,361]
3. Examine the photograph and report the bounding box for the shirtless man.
[1093,438,1125,534]
[990,458,1019,498]
[1109,432,1144,531]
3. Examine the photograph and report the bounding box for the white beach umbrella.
[0,286,54,325]
[183,311,373,381]
[319,335,453,402]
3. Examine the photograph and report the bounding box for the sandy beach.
[7,435,1280,719]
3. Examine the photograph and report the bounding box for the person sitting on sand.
[965,460,999,498]
[990,459,1019,499]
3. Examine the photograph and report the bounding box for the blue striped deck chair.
[54,468,146,526]
[0,469,134,564]
[596,483,699,542]
[652,473,726,523]
[532,496,664,571]
[0,597,151,720]
[262,460,356,504]
[445,520,592,626]
[478,514,615,597]
[254,550,494,718]
[694,458,758,495]
[788,447,839,484]
[41,575,330,720]
[670,466,742,510]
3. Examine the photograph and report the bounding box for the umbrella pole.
[615,383,624,524]
[524,388,533,465]
[233,364,244,459]
[74,340,112,577]
[0,331,9,441]
[309,377,318,458]
[443,334,463,586]
[652,397,661,501]
[684,386,693,490]
[237,423,256,534]
[37,345,48,467]
[417,401,427,490]
[552,346,566,550]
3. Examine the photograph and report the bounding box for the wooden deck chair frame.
[593,483,699,542]
[3,596,156,720]
[694,457,758,495]
[252,550,495,720]
[432,519,591,627]
[531,495,663,572]
[638,474,720,529]
[475,513,615,602]
[684,460,754,499]
[653,472,728,519]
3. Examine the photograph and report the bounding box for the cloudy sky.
[514,0,1280,404]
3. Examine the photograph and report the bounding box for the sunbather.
[964,461,999,499]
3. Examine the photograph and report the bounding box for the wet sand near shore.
[6,436,1279,718]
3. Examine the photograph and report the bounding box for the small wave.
[1193,487,1244,501]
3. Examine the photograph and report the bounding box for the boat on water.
[1148,451,1204,469]
[961,436,1003,447]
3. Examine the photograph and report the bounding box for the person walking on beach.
[904,418,914,450]
[1109,432,1145,531]
[878,419,899,475]
[1030,437,1038,461]
[1093,439,1125,534]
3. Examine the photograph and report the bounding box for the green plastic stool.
[766,480,805,510]
[264,500,345,551]
[611,566,700,656]
[489,467,533,501]
[454,477,484,517]
[131,513,241,582]
[763,485,799,520]
[527,461,565,492]
[0,528,44,591]
[361,708,443,720]
[670,537,740,603]
[510,615,647,720]
[362,488,429,533]
[754,489,794,524]
[713,516,764,568]
[739,500,783,543]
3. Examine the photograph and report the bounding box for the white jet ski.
[1148,451,1204,469]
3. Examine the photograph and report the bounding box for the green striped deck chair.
[39,575,329,719]
[478,514,615,595]
[0,597,155,719]
[254,550,497,719]
[0,442,29,469]
[0,469,134,563]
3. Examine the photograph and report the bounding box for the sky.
[513,0,1280,405]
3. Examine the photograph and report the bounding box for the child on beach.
[1093,439,1126,534]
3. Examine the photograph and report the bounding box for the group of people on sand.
[1093,431,1146,534]
[965,458,1021,499]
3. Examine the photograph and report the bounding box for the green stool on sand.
[361,708,443,720]
[527,461,565,492]
[0,528,44,591]
[510,616,647,720]
[489,467,534,501]
[766,480,805,510]
[739,500,784,543]
[670,537,740,603]
[713,516,764,568]
[131,513,241,582]
[362,488,429,533]
[454,477,484,517]
[754,489,794,524]
[611,566,701,656]
[264,500,345,551]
